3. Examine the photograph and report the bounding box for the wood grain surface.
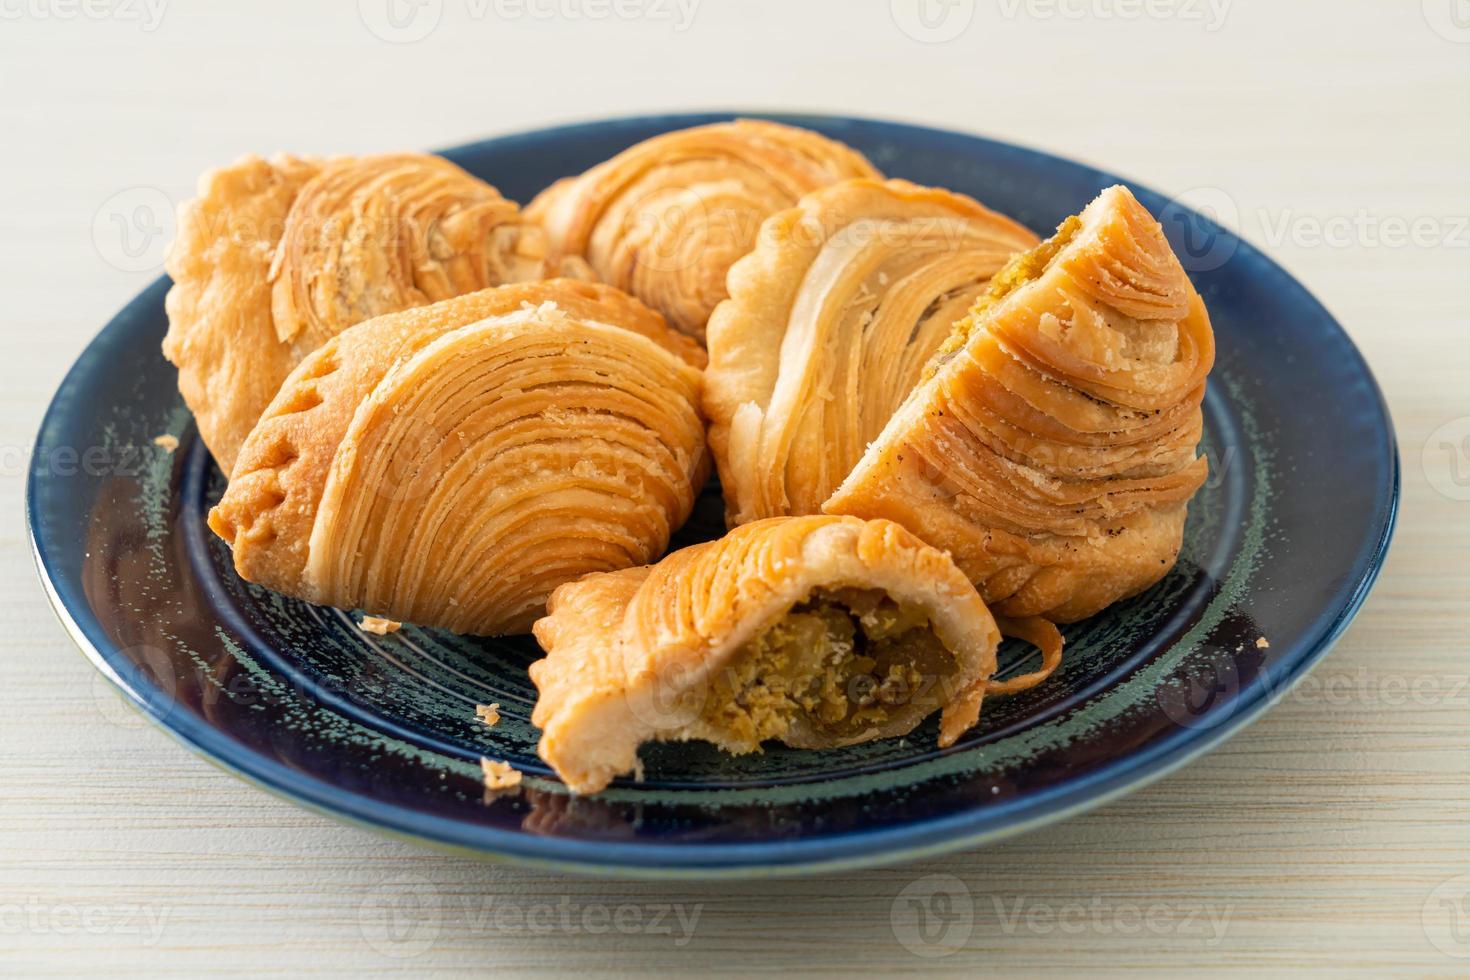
[1,1,1466,974]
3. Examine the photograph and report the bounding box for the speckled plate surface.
[28,113,1398,878]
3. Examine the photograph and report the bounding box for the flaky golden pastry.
[208,280,707,636]
[826,186,1214,622]
[526,120,881,340]
[529,515,1002,794]
[164,152,573,472]
[704,178,1038,525]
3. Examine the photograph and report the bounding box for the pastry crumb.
[475,703,501,728]
[1255,636,1270,649]
[481,757,523,791]
[153,434,179,453]
[359,616,401,636]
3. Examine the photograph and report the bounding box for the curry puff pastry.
[704,179,1038,525]
[526,120,880,340]
[827,186,1215,623]
[208,280,707,636]
[530,515,1002,794]
[165,152,572,472]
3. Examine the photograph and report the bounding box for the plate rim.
[27,111,1401,878]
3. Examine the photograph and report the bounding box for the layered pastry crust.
[164,152,574,472]
[208,280,707,636]
[526,119,881,340]
[826,185,1214,622]
[704,178,1038,525]
[530,515,1002,794]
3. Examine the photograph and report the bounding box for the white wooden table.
[2,1,1466,974]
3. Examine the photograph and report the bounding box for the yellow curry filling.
[926,213,1084,376]
[699,588,959,750]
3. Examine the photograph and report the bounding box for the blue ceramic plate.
[28,113,1398,877]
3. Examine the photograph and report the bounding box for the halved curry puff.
[529,515,1005,795]
[827,185,1215,622]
